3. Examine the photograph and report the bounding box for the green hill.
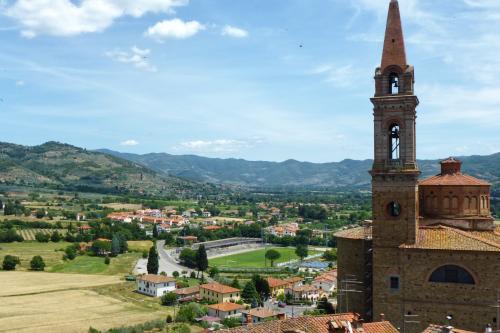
[98,149,500,191]
[0,141,207,197]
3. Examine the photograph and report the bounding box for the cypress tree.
[241,281,259,306]
[153,224,159,239]
[147,245,159,274]
[111,234,121,257]
[196,245,208,279]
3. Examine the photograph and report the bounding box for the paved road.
[156,240,194,276]
[264,299,312,318]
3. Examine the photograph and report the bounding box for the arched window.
[388,202,401,217]
[471,197,477,211]
[429,265,475,285]
[389,123,400,160]
[389,73,400,94]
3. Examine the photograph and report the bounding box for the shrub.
[176,302,207,323]
[208,266,219,278]
[172,270,180,278]
[64,245,77,260]
[35,232,50,243]
[160,292,177,306]
[30,255,45,271]
[2,255,20,270]
[166,314,173,323]
[104,256,110,265]
[189,271,196,279]
[142,250,148,259]
[50,231,61,242]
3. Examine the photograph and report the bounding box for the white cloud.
[309,64,365,88]
[221,25,248,38]
[15,80,24,86]
[145,18,205,41]
[175,138,261,154]
[105,46,157,72]
[120,139,139,146]
[3,0,188,37]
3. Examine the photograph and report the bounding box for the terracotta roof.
[218,313,398,333]
[174,286,199,295]
[334,226,372,240]
[138,274,176,284]
[422,324,476,333]
[419,172,490,186]
[284,276,303,284]
[242,307,279,318]
[200,282,240,294]
[208,302,244,312]
[401,226,500,252]
[289,285,318,293]
[266,277,289,288]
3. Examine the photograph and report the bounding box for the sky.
[0,0,499,163]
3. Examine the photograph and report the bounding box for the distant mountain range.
[0,141,497,196]
[0,142,211,197]
[98,149,500,190]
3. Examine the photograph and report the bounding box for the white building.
[136,275,176,297]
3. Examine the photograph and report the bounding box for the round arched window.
[388,202,401,217]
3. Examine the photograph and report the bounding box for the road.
[133,240,194,276]
[263,299,312,318]
[156,240,194,276]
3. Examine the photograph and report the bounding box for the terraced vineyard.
[17,228,67,241]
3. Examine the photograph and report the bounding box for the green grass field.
[0,241,140,275]
[208,247,319,268]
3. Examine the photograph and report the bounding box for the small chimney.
[380,313,385,321]
[277,313,286,320]
[485,324,493,333]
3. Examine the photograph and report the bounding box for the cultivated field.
[101,203,143,210]
[0,242,141,275]
[17,228,67,241]
[0,272,168,333]
[208,247,320,268]
[128,240,153,253]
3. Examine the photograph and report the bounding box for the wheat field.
[0,272,168,333]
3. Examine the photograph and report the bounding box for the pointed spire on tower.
[381,0,407,72]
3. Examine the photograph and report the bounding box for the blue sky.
[0,0,498,163]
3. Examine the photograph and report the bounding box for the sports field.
[0,272,169,333]
[208,247,319,268]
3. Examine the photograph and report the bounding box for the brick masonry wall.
[373,247,500,332]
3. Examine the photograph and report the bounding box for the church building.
[335,1,500,332]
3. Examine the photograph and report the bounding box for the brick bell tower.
[370,0,420,324]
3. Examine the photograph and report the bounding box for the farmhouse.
[136,275,176,297]
[207,302,245,320]
[266,277,289,297]
[174,286,200,302]
[285,284,320,303]
[241,307,284,324]
[199,282,241,303]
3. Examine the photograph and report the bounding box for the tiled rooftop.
[334,226,372,240]
[218,313,398,333]
[401,225,500,252]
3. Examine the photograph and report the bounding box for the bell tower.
[370,0,420,248]
[371,0,420,326]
